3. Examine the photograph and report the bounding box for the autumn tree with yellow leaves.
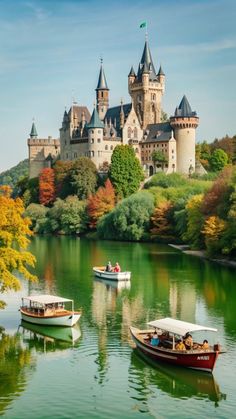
[0,186,36,309]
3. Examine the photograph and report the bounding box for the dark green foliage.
[209,149,228,172]
[0,159,29,193]
[108,145,144,198]
[97,191,154,241]
[69,158,97,199]
[47,196,87,235]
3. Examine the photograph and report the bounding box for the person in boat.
[183,333,193,349]
[201,339,209,350]
[106,261,112,272]
[151,330,159,346]
[113,262,121,272]
[175,339,186,351]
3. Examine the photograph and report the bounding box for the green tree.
[209,149,228,172]
[97,191,154,241]
[47,196,87,235]
[70,158,97,199]
[151,150,168,172]
[183,194,205,248]
[109,145,144,198]
[24,203,49,233]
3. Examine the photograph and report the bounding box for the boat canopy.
[22,295,73,305]
[147,318,217,336]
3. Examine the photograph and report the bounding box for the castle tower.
[96,59,109,120]
[128,39,165,129]
[86,105,104,167]
[170,95,199,174]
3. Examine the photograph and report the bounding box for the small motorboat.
[93,266,131,281]
[130,317,225,373]
[20,295,82,327]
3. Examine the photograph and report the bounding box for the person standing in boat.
[106,261,112,272]
[113,262,121,272]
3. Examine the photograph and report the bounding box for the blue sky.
[0,0,235,171]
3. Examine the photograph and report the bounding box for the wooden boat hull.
[20,308,81,327]
[93,267,131,281]
[130,327,220,373]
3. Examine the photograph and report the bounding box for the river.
[0,236,236,418]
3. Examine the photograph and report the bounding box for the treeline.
[196,134,236,171]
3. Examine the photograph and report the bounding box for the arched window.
[128,127,132,138]
[134,127,138,138]
[152,93,156,101]
[105,145,108,150]
[110,145,113,151]
[135,148,139,153]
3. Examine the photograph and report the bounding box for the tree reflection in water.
[0,326,34,416]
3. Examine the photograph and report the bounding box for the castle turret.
[87,105,104,165]
[128,39,165,129]
[96,59,109,120]
[170,95,199,174]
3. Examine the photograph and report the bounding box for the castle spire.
[96,58,109,90]
[30,120,38,138]
[96,58,109,120]
[137,39,156,81]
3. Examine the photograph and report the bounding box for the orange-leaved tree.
[150,201,175,241]
[87,178,115,228]
[0,186,37,309]
[39,167,55,205]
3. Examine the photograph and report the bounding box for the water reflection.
[0,326,34,416]
[129,350,226,407]
[19,321,81,352]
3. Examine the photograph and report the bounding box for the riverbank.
[169,244,236,268]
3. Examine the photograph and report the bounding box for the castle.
[28,37,199,179]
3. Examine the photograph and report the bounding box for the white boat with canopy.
[20,295,82,327]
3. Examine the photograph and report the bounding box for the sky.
[0,0,236,172]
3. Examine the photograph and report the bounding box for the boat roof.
[23,295,73,304]
[147,318,217,335]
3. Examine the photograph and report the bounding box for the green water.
[0,236,236,418]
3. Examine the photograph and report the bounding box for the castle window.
[91,138,94,143]
[97,138,101,143]
[172,149,174,153]
[134,127,138,138]
[135,148,139,153]
[91,151,94,157]
[133,119,136,123]
[98,130,101,134]
[105,145,108,150]
[152,94,156,100]
[101,92,104,98]
[172,164,175,168]
[128,127,132,137]
[110,145,113,151]
[91,130,94,134]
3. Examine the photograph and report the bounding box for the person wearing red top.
[113,262,121,272]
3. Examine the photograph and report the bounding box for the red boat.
[130,318,225,373]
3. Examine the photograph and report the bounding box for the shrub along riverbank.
[22,164,236,260]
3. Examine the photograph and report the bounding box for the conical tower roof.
[96,62,109,90]
[137,40,157,81]
[157,65,165,76]
[30,121,38,138]
[128,66,136,77]
[175,95,196,117]
[87,107,104,129]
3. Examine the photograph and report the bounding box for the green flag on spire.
[140,22,146,28]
